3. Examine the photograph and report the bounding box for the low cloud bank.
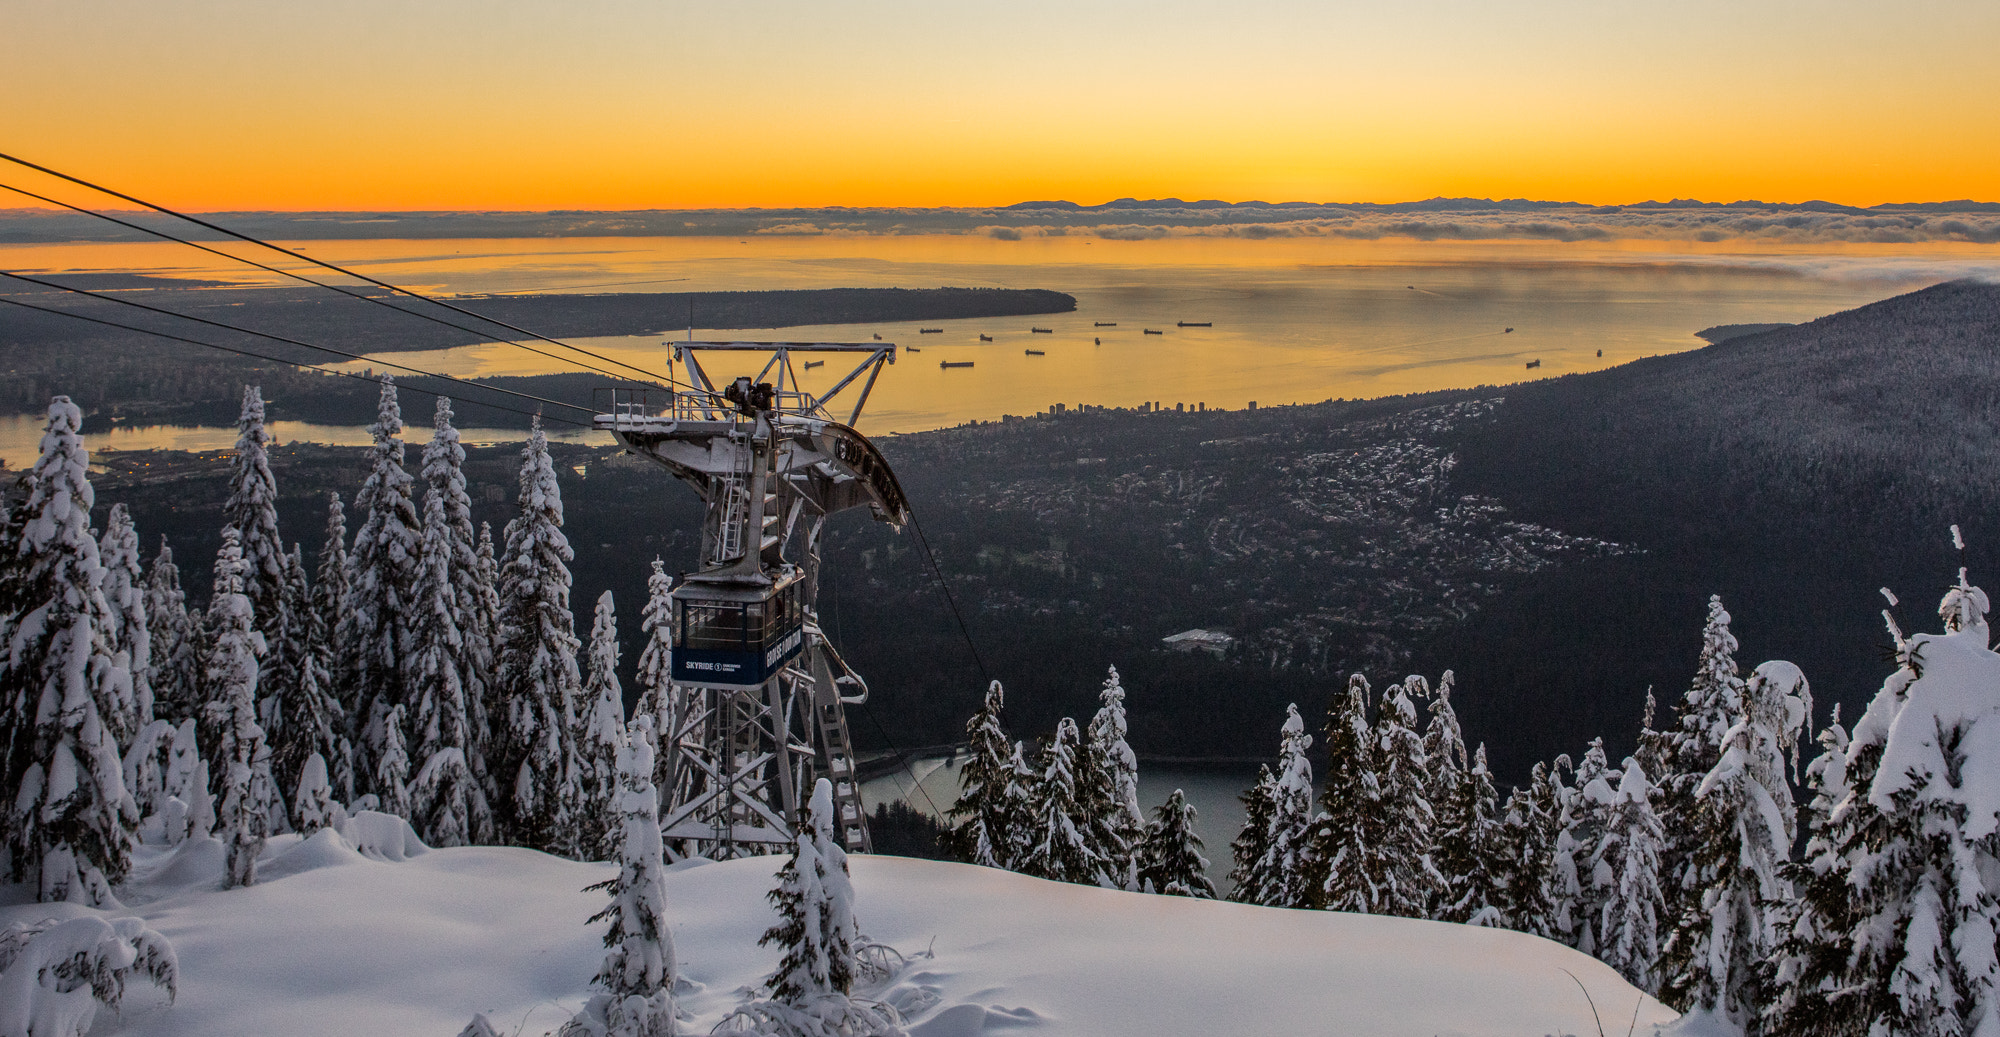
[6,199,2000,245]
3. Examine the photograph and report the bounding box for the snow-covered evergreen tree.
[572,715,676,1037]
[223,386,288,649]
[1019,718,1105,885]
[469,521,502,797]
[143,538,198,724]
[1242,703,1315,908]
[313,492,351,711]
[406,489,493,846]
[631,558,679,809]
[1085,665,1144,889]
[1661,661,1812,1026]
[490,419,586,855]
[1225,765,1278,904]
[1137,788,1214,898]
[1421,671,1475,919]
[1593,759,1667,993]
[0,397,138,905]
[373,702,412,820]
[1764,708,1857,1037]
[1558,740,1616,953]
[293,751,343,835]
[1768,559,2000,1037]
[1371,675,1442,917]
[1307,674,1382,913]
[578,590,629,861]
[340,378,421,800]
[1656,595,1748,992]
[765,777,859,1000]
[420,397,495,797]
[261,545,343,827]
[120,718,175,837]
[1433,743,1506,926]
[160,718,214,845]
[1497,762,1562,938]
[204,527,275,888]
[0,914,178,1037]
[96,503,152,739]
[943,680,1019,869]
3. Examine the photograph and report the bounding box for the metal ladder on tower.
[811,648,872,852]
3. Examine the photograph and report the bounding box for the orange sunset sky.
[6,0,1998,211]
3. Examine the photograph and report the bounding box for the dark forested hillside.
[1428,280,2000,779]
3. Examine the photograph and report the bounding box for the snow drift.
[0,829,1674,1037]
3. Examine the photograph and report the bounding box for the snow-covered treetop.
[21,396,99,566]
[1611,757,1653,805]
[1867,567,2000,838]
[517,417,565,526]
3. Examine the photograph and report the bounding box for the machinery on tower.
[596,340,906,859]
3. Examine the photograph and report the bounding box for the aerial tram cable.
[0,152,686,388]
[0,270,598,418]
[0,178,662,389]
[904,504,991,686]
[0,295,594,429]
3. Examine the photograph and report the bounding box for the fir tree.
[1421,671,1471,918]
[1085,665,1144,889]
[1225,765,1278,904]
[1560,740,1617,953]
[1245,703,1315,908]
[294,751,342,835]
[1137,788,1215,898]
[421,397,495,797]
[1307,674,1383,913]
[1433,743,1506,926]
[1593,759,1667,993]
[1661,661,1812,1026]
[578,590,629,860]
[406,489,492,846]
[205,527,275,889]
[373,703,412,820]
[631,558,679,811]
[0,398,138,905]
[223,386,288,646]
[763,777,859,1001]
[341,378,421,799]
[1767,562,1999,1037]
[1496,762,1562,939]
[1019,718,1105,885]
[97,503,152,740]
[1764,708,1860,1037]
[490,419,586,855]
[262,544,348,827]
[1372,675,1442,917]
[943,680,1019,869]
[572,715,676,1037]
[469,520,502,796]
[161,718,215,845]
[143,538,197,724]
[313,493,351,715]
[1656,595,1747,989]
[120,717,176,835]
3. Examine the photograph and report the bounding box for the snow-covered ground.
[1,830,1677,1037]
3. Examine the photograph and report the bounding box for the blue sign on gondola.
[672,625,804,687]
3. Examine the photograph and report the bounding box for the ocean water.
[7,233,1999,440]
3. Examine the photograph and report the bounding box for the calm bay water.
[8,234,2000,440]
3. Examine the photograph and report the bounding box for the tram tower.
[596,341,907,859]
